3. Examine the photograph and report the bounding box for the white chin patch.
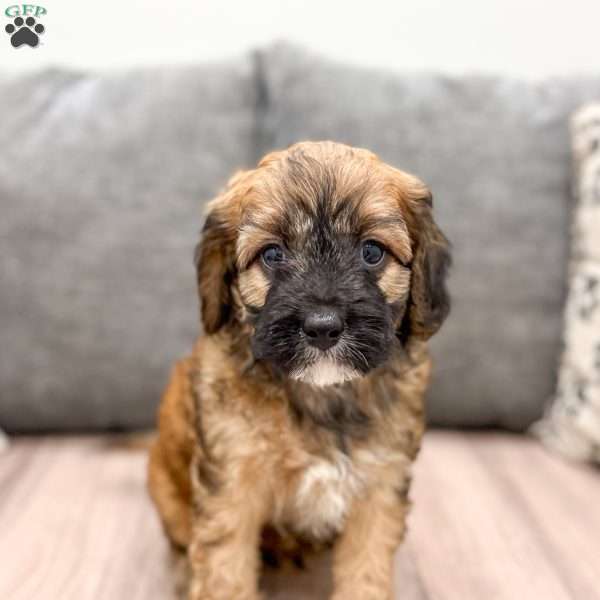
[292,357,360,387]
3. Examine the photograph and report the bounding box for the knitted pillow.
[533,104,600,461]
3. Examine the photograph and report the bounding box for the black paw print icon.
[5,16,45,48]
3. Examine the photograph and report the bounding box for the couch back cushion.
[258,45,600,429]
[0,59,258,431]
[3,46,600,432]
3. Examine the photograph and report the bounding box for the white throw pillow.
[532,104,600,462]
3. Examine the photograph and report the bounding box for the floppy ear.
[194,175,246,334]
[400,187,451,343]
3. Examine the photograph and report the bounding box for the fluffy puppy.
[148,141,451,600]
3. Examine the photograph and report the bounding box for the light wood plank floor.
[1,431,599,600]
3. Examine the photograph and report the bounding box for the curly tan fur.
[148,141,450,600]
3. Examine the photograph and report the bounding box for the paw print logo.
[5,16,44,48]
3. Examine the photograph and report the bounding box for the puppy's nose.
[302,309,344,351]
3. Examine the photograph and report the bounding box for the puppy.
[148,141,451,600]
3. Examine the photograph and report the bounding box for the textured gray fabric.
[3,46,600,432]
[0,59,258,431]
[257,44,600,430]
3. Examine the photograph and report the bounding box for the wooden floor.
[1,431,599,600]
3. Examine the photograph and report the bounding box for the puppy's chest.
[282,449,374,540]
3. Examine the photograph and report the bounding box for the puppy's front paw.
[188,592,263,600]
[188,582,263,600]
[331,586,392,600]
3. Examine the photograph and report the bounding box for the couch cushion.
[0,59,258,431]
[257,44,600,429]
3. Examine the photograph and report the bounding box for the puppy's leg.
[148,438,192,550]
[170,546,190,600]
[187,454,269,600]
[331,482,409,600]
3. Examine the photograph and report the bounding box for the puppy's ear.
[400,183,451,343]
[194,174,246,334]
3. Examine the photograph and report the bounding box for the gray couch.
[2,44,599,432]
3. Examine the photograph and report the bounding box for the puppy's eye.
[361,241,385,267]
[261,244,285,268]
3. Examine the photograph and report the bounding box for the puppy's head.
[196,142,450,386]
